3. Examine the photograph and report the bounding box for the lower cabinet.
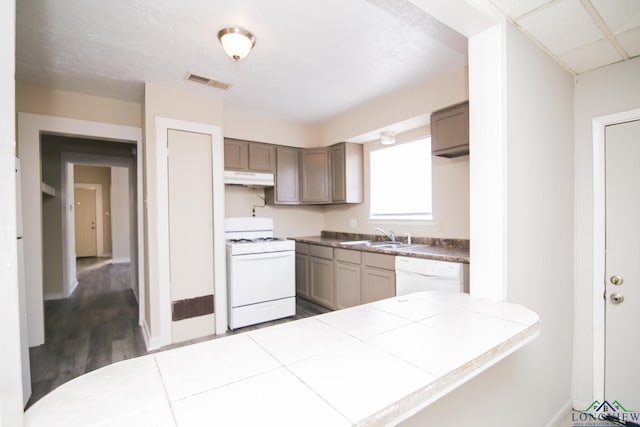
[309,256,334,308]
[296,244,395,310]
[334,249,362,309]
[361,252,395,303]
[362,266,395,304]
[295,243,309,298]
[308,244,334,309]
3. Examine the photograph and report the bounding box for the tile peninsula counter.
[25,292,539,427]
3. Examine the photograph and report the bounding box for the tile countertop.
[293,234,470,264]
[25,292,539,427]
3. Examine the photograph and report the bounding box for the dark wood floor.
[27,257,329,407]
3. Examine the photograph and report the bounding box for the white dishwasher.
[395,256,468,295]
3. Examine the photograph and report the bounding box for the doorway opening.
[29,134,143,406]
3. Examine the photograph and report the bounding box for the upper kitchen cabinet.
[331,142,363,204]
[265,146,300,205]
[224,138,276,172]
[431,101,469,158]
[265,142,364,206]
[300,147,331,204]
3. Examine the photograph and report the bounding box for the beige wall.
[143,82,224,341]
[16,82,142,129]
[225,185,325,238]
[224,108,318,148]
[318,67,468,145]
[74,165,112,255]
[41,143,63,297]
[320,66,469,239]
[323,125,470,239]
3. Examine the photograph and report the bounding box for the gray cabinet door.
[431,101,469,157]
[335,261,361,309]
[300,148,330,204]
[224,138,248,170]
[362,266,395,303]
[331,144,346,203]
[295,252,308,298]
[268,146,299,204]
[331,142,363,204]
[309,255,334,309]
[248,143,275,172]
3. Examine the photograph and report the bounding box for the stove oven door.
[227,250,295,307]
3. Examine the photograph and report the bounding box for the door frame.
[74,183,103,258]
[17,112,143,347]
[154,117,226,348]
[592,107,640,401]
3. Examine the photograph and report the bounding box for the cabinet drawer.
[334,248,361,264]
[363,252,395,270]
[308,244,333,260]
[295,242,308,254]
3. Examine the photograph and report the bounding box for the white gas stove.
[225,217,295,329]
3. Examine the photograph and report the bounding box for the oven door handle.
[233,251,293,261]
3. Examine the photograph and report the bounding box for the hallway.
[28,257,144,407]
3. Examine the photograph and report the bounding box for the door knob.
[610,293,624,304]
[610,275,624,285]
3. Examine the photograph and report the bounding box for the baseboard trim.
[44,292,64,301]
[141,319,163,351]
[66,279,79,297]
[111,257,131,264]
[545,399,574,427]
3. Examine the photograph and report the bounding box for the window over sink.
[369,137,432,221]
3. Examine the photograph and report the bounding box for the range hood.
[224,170,274,187]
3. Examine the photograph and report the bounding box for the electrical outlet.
[349,218,357,228]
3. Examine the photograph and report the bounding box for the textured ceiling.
[16,0,638,126]
[16,0,467,124]
[489,0,640,74]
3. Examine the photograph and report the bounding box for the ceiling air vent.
[186,72,232,91]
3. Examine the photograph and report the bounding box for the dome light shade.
[217,26,256,62]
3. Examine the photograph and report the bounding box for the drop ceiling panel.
[617,27,640,58]
[517,0,604,55]
[559,38,622,74]
[487,0,551,19]
[591,0,640,35]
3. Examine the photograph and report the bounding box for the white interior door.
[74,187,97,257]
[167,129,215,310]
[605,119,640,409]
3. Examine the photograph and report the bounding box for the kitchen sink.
[340,240,410,249]
[340,240,375,246]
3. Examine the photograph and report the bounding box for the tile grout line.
[152,355,180,426]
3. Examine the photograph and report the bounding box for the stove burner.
[226,237,286,244]
[227,238,254,243]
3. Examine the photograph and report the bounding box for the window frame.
[368,137,434,222]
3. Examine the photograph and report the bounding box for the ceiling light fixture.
[217,26,256,62]
[380,130,396,145]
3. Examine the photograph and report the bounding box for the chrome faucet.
[375,227,396,242]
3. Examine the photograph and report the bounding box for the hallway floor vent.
[186,72,232,90]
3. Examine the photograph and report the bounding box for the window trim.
[368,137,433,221]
